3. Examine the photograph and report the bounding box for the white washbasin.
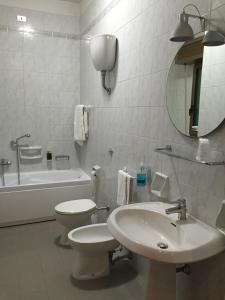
[107,202,225,263]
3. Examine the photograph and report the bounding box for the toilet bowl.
[55,199,96,245]
[68,223,119,280]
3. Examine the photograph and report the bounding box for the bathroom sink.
[107,202,225,263]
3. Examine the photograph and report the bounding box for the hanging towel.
[117,170,134,206]
[74,105,88,146]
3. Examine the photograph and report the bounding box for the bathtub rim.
[0,168,91,192]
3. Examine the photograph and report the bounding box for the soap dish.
[20,146,42,160]
[151,172,169,199]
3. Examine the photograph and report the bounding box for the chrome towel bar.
[55,155,70,161]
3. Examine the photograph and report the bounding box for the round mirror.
[166,36,225,137]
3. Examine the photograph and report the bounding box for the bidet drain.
[157,242,168,249]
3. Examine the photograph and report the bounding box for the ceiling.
[61,0,82,3]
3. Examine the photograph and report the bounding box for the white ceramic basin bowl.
[107,202,225,263]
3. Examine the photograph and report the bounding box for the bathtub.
[0,169,92,227]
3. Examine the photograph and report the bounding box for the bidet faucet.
[96,205,110,212]
[165,199,187,220]
[11,133,31,185]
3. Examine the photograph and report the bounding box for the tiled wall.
[79,0,225,281]
[0,5,80,172]
[0,0,224,295]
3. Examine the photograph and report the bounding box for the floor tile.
[0,221,145,300]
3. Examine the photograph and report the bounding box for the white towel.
[74,105,88,146]
[117,170,134,206]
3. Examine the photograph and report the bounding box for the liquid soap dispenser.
[136,162,147,187]
[46,151,52,161]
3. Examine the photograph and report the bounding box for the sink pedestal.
[146,261,176,300]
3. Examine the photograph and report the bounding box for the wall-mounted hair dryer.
[90,34,117,95]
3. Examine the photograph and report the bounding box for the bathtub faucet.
[0,159,12,186]
[10,133,31,185]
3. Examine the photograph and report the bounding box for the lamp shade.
[170,13,194,42]
[202,30,225,46]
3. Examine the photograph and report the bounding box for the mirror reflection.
[167,36,225,137]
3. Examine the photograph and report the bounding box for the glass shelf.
[154,146,225,166]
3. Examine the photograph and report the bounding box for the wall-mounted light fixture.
[170,3,225,47]
[202,0,225,46]
[170,4,205,42]
[90,34,117,95]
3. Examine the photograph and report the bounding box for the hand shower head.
[16,133,31,142]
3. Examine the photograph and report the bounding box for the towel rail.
[83,105,92,112]
[122,167,136,179]
[55,155,70,161]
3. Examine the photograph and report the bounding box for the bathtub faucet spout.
[10,134,31,185]
[0,159,12,187]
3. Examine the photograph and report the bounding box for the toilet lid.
[55,199,96,215]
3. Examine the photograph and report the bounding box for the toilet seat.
[68,223,119,254]
[55,199,96,215]
[68,223,115,244]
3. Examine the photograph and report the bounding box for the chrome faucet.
[11,134,31,185]
[165,199,187,220]
[96,205,110,212]
[0,159,12,186]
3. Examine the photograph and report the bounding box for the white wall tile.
[80,0,225,235]
[0,6,80,172]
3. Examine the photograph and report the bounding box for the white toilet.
[68,223,119,280]
[54,199,96,245]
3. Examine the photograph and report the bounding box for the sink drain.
[157,242,168,250]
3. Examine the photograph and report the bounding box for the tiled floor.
[0,221,145,300]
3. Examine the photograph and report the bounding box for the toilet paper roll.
[91,170,96,177]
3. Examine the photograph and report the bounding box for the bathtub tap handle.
[0,159,11,187]
[0,159,12,166]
